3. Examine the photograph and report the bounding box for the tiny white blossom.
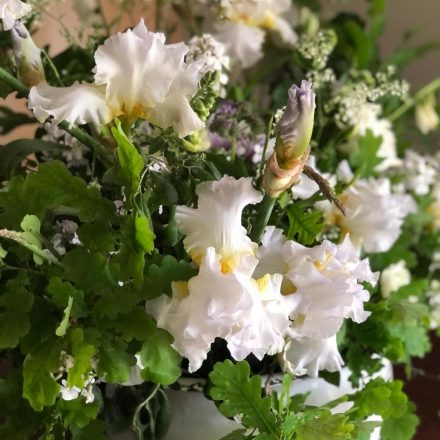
[401,149,437,195]
[380,260,411,298]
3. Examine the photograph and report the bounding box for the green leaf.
[0,243,7,264]
[71,419,107,440]
[351,379,408,420]
[20,214,44,265]
[59,398,100,429]
[209,360,278,435]
[219,429,248,440]
[0,161,114,229]
[388,324,431,358]
[46,277,87,319]
[381,410,419,440]
[98,346,136,384]
[349,130,383,177]
[140,319,182,385]
[23,339,63,411]
[0,275,34,348]
[67,328,95,388]
[0,139,64,179]
[135,212,155,253]
[55,296,73,337]
[287,203,324,245]
[296,410,354,440]
[112,119,144,199]
[143,255,197,299]
[0,106,35,135]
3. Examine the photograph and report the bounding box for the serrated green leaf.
[143,255,197,299]
[0,161,114,229]
[112,119,144,199]
[55,296,73,337]
[20,214,44,265]
[209,360,277,435]
[23,339,63,411]
[381,410,419,440]
[287,203,324,245]
[296,410,354,440]
[0,275,34,348]
[140,322,181,385]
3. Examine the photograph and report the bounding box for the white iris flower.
[28,20,204,136]
[0,0,31,31]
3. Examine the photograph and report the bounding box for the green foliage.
[210,360,278,435]
[23,338,63,411]
[191,71,219,122]
[0,274,34,348]
[0,138,64,179]
[349,130,383,177]
[287,203,324,245]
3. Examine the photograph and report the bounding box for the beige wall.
[1,0,439,144]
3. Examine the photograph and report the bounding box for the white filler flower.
[380,260,411,298]
[29,20,204,136]
[0,0,31,31]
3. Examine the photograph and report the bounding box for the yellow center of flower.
[256,274,271,292]
[313,252,332,271]
[172,281,190,299]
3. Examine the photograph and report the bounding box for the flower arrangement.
[0,1,439,439]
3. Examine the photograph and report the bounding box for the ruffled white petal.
[149,62,204,136]
[336,178,417,253]
[0,0,32,31]
[272,16,298,45]
[175,176,263,264]
[281,335,344,377]
[214,22,265,69]
[94,19,188,120]
[286,236,378,339]
[149,247,295,372]
[28,82,112,127]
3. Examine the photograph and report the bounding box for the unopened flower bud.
[182,129,211,153]
[415,94,439,135]
[10,22,45,87]
[263,80,316,198]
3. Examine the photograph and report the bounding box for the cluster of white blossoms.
[400,149,437,196]
[211,0,297,69]
[149,176,377,376]
[28,20,205,136]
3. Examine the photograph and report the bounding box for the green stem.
[0,66,28,96]
[0,66,113,166]
[42,50,64,86]
[259,114,274,178]
[388,77,440,122]
[250,194,276,243]
[230,135,237,162]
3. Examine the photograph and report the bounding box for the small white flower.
[187,34,230,75]
[281,335,344,377]
[326,178,417,253]
[352,103,401,171]
[0,0,31,31]
[175,175,262,266]
[380,260,411,298]
[401,150,437,195]
[60,380,81,401]
[29,20,204,136]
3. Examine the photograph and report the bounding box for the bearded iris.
[28,20,204,137]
